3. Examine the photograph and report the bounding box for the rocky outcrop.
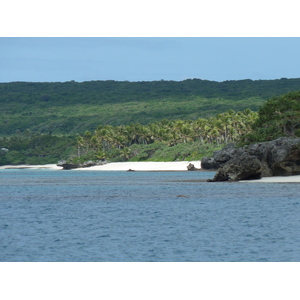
[58,163,81,170]
[187,163,200,171]
[208,153,262,181]
[200,157,221,170]
[203,137,300,181]
[57,160,106,170]
[201,143,240,169]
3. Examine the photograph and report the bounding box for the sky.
[1,37,300,83]
[1,0,300,84]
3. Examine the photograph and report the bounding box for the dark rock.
[57,160,105,170]
[187,163,195,170]
[207,137,300,181]
[187,163,201,171]
[246,137,300,177]
[211,153,262,181]
[201,157,221,170]
[82,160,96,168]
[58,163,80,170]
[213,143,240,164]
[201,143,241,170]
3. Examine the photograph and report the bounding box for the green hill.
[1,78,300,136]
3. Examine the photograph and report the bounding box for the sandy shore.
[1,162,300,182]
[0,161,201,171]
[74,161,201,171]
[241,175,300,183]
[0,164,62,170]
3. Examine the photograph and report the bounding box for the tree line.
[2,78,300,135]
[0,133,76,165]
[1,90,299,165]
[241,90,300,143]
[75,109,258,162]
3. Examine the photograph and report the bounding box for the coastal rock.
[58,163,80,170]
[200,157,220,170]
[201,143,241,170]
[213,143,240,164]
[187,163,201,171]
[187,163,195,171]
[206,137,300,181]
[57,160,106,170]
[211,153,262,181]
[246,137,300,176]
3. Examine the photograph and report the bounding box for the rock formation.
[57,160,106,170]
[201,143,238,169]
[187,163,200,171]
[202,137,300,181]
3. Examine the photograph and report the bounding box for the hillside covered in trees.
[1,79,300,166]
[1,77,300,136]
[71,108,258,164]
[0,109,257,165]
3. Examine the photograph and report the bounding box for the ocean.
[1,169,300,262]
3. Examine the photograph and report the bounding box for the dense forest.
[240,90,300,143]
[71,109,257,163]
[0,108,258,165]
[1,77,300,136]
[1,79,300,166]
[0,133,76,166]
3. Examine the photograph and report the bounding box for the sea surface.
[1,169,300,262]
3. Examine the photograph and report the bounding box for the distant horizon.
[2,38,300,84]
[1,76,298,84]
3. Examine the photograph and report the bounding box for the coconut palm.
[120,147,132,161]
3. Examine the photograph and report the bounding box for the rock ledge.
[202,137,300,181]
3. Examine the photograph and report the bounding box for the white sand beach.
[1,162,300,182]
[0,164,62,170]
[0,161,201,171]
[74,161,201,171]
[240,175,300,183]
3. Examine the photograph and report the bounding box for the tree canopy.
[72,109,258,163]
[1,78,300,135]
[240,90,300,143]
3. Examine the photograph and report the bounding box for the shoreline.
[0,164,63,170]
[240,175,300,183]
[74,161,201,171]
[0,161,201,172]
[1,162,300,182]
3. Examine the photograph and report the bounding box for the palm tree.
[120,147,132,161]
[76,135,85,157]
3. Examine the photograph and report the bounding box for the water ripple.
[1,170,300,261]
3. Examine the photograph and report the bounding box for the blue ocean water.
[0,169,300,262]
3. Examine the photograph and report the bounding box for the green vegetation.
[1,78,300,135]
[127,142,224,162]
[0,133,76,165]
[1,79,300,166]
[240,90,300,144]
[69,109,257,163]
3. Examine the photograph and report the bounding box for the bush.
[123,141,224,162]
[240,90,300,144]
[5,151,27,165]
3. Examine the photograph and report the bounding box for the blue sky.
[1,37,300,83]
